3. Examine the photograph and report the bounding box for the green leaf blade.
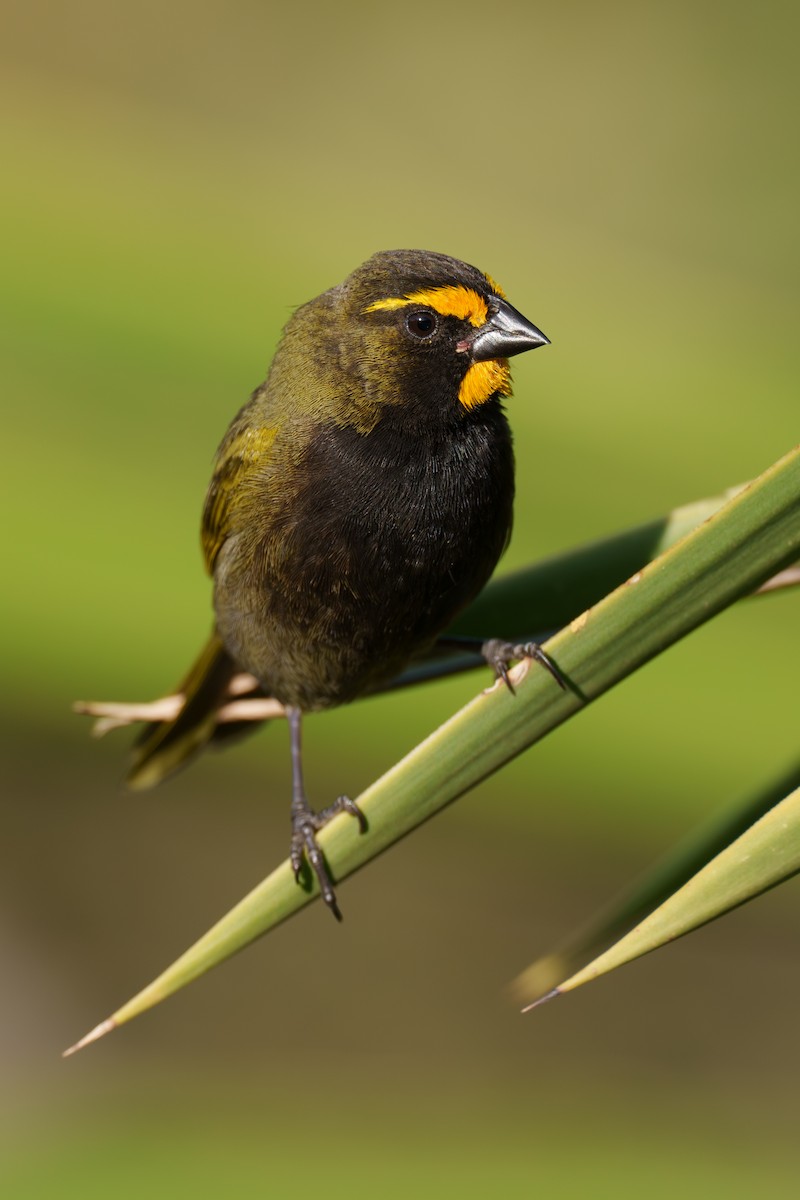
[65,445,800,1049]
[543,782,800,1001]
[511,760,800,1005]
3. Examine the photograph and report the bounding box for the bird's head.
[335,249,549,420]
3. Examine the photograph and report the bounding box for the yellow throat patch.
[458,359,512,411]
[365,283,512,410]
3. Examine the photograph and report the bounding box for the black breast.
[217,401,515,709]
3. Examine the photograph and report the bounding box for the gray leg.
[287,706,366,921]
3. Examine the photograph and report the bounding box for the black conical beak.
[470,298,550,362]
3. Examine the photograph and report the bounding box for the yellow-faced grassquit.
[112,249,556,917]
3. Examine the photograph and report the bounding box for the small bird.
[124,250,555,917]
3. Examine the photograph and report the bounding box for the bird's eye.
[405,310,438,339]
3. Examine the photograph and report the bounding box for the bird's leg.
[286,706,366,921]
[436,636,567,695]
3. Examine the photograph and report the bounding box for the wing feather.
[201,423,278,573]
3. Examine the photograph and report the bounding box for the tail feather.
[127,632,241,790]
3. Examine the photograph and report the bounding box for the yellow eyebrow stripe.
[483,273,506,299]
[365,285,489,328]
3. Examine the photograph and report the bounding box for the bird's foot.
[481,638,567,695]
[290,795,367,921]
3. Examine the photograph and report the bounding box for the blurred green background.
[3,0,799,1195]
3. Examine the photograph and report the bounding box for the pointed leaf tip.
[521,987,561,1013]
[62,1017,117,1057]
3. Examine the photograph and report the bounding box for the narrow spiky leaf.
[520,780,800,1006]
[65,445,800,1051]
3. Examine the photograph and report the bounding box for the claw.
[290,839,304,882]
[481,638,567,693]
[290,793,365,918]
[338,795,368,833]
[519,642,568,691]
[300,828,342,921]
[286,706,367,919]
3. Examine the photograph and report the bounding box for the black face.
[330,249,546,427]
[341,249,503,372]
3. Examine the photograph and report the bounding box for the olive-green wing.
[201,424,278,574]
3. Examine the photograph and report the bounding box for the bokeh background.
[3,1,799,1194]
